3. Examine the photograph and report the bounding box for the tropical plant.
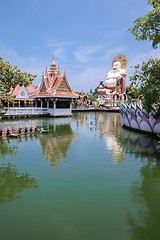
[129,58,160,115]
[128,0,160,48]
[0,56,36,110]
[126,85,140,102]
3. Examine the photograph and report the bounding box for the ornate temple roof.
[10,83,35,100]
[30,47,77,99]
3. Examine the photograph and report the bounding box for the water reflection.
[0,113,160,239]
[0,163,38,205]
[128,160,160,239]
[73,112,160,164]
[0,118,76,205]
[118,128,160,239]
[38,123,76,168]
[0,118,76,170]
[74,113,160,239]
[73,112,125,164]
[119,128,160,161]
[0,138,18,159]
[96,112,125,164]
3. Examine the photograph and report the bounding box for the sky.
[0,0,159,93]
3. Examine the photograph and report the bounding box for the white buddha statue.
[98,55,127,95]
[105,61,126,93]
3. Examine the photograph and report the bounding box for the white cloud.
[73,44,105,63]
[69,65,107,93]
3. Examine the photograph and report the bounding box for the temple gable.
[16,85,29,99]
[39,75,47,93]
[57,76,72,92]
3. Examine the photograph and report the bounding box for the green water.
[0,112,160,240]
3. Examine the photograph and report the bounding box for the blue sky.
[0,0,159,92]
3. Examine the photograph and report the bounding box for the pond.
[0,112,160,240]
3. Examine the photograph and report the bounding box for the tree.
[126,85,140,102]
[0,56,37,111]
[128,0,160,48]
[130,58,160,115]
[88,86,99,100]
[128,0,160,117]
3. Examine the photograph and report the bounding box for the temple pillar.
[47,99,49,109]
[18,101,20,108]
[41,99,42,108]
[71,100,74,109]
[53,99,56,109]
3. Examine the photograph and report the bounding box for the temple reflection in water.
[0,113,160,240]
[38,123,76,168]
[73,112,160,165]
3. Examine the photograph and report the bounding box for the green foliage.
[158,134,160,149]
[130,58,160,114]
[126,85,140,102]
[0,56,37,94]
[149,0,160,8]
[88,86,99,100]
[0,56,37,109]
[128,0,160,48]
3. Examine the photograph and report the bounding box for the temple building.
[5,48,77,117]
[30,48,77,117]
[9,83,35,107]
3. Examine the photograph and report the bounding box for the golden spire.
[52,45,55,63]
[64,69,66,76]
[45,65,48,76]
[57,65,60,75]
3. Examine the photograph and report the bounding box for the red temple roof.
[31,57,77,99]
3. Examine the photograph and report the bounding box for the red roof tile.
[50,76,62,91]
[27,83,35,94]
[30,92,53,97]
[54,92,77,98]
[44,77,50,89]
[12,84,21,96]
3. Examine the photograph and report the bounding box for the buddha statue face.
[112,61,121,72]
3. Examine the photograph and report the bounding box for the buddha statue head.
[112,61,121,72]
